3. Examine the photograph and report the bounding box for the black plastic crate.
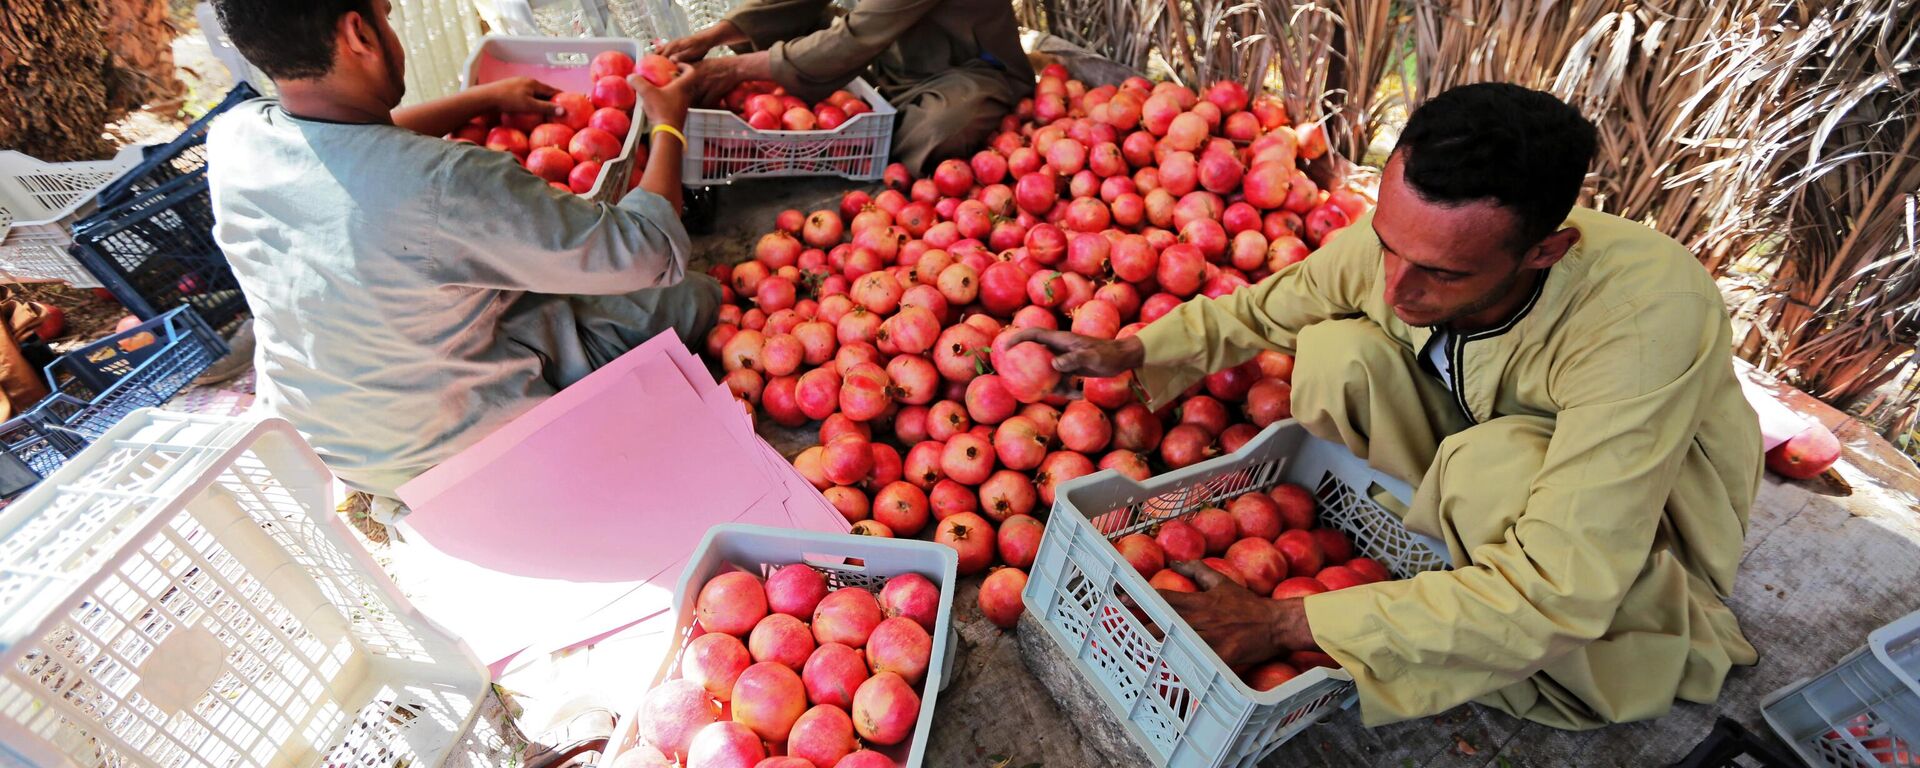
[96,82,260,209]
[0,414,80,496]
[70,169,247,329]
[1673,717,1801,768]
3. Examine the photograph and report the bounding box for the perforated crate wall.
[1025,421,1451,768]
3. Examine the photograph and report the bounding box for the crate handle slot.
[546,52,589,67]
[1363,482,1406,515]
[802,552,865,572]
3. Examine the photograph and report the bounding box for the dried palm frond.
[1723,0,1920,404]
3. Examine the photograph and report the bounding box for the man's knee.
[895,87,1011,174]
[1432,415,1553,471]
[1419,415,1555,544]
[1292,318,1403,411]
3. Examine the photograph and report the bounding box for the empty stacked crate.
[70,83,260,331]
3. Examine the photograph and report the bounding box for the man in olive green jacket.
[656,0,1032,175]
[1014,83,1762,729]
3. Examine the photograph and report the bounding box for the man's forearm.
[393,90,493,138]
[704,20,752,50]
[1272,597,1315,650]
[719,52,774,90]
[639,131,685,214]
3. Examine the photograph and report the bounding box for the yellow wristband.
[650,123,687,146]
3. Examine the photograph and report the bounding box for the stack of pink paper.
[393,333,847,669]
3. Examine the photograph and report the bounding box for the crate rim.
[1869,609,1920,696]
[96,82,262,208]
[0,145,146,229]
[685,76,901,133]
[1759,606,1920,766]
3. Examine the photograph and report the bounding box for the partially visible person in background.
[206,0,719,504]
[657,0,1034,176]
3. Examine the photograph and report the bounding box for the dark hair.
[1395,83,1597,248]
[213,0,375,80]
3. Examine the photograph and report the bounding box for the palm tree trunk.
[0,0,181,162]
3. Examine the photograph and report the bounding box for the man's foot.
[521,708,616,768]
[194,319,255,386]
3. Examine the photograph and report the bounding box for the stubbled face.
[1371,152,1528,328]
[371,0,408,103]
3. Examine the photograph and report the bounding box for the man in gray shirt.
[207,0,719,499]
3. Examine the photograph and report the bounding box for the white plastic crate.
[1763,609,1920,767]
[0,148,142,287]
[462,35,648,204]
[0,410,489,767]
[602,524,960,767]
[1023,421,1452,768]
[683,77,895,186]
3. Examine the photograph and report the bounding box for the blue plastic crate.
[95,82,260,209]
[70,169,248,329]
[0,306,227,495]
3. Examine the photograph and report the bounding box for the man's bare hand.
[630,62,697,129]
[1156,560,1313,667]
[474,76,561,117]
[656,21,741,63]
[654,34,713,63]
[1005,328,1145,379]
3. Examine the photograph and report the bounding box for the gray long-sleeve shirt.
[207,100,690,495]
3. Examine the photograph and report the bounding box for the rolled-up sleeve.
[426,147,689,295]
[724,0,835,52]
[762,0,943,101]
[1133,219,1377,409]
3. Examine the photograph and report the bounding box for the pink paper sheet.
[398,352,776,582]
[392,334,846,666]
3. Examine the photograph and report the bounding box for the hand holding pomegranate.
[1155,560,1314,667]
[473,76,562,118]
[629,61,699,128]
[1004,328,1146,379]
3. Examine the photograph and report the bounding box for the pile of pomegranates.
[700,64,1379,682]
[626,566,941,767]
[718,80,876,132]
[1105,482,1393,689]
[446,50,647,195]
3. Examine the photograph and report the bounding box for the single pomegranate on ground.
[979,567,1028,628]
